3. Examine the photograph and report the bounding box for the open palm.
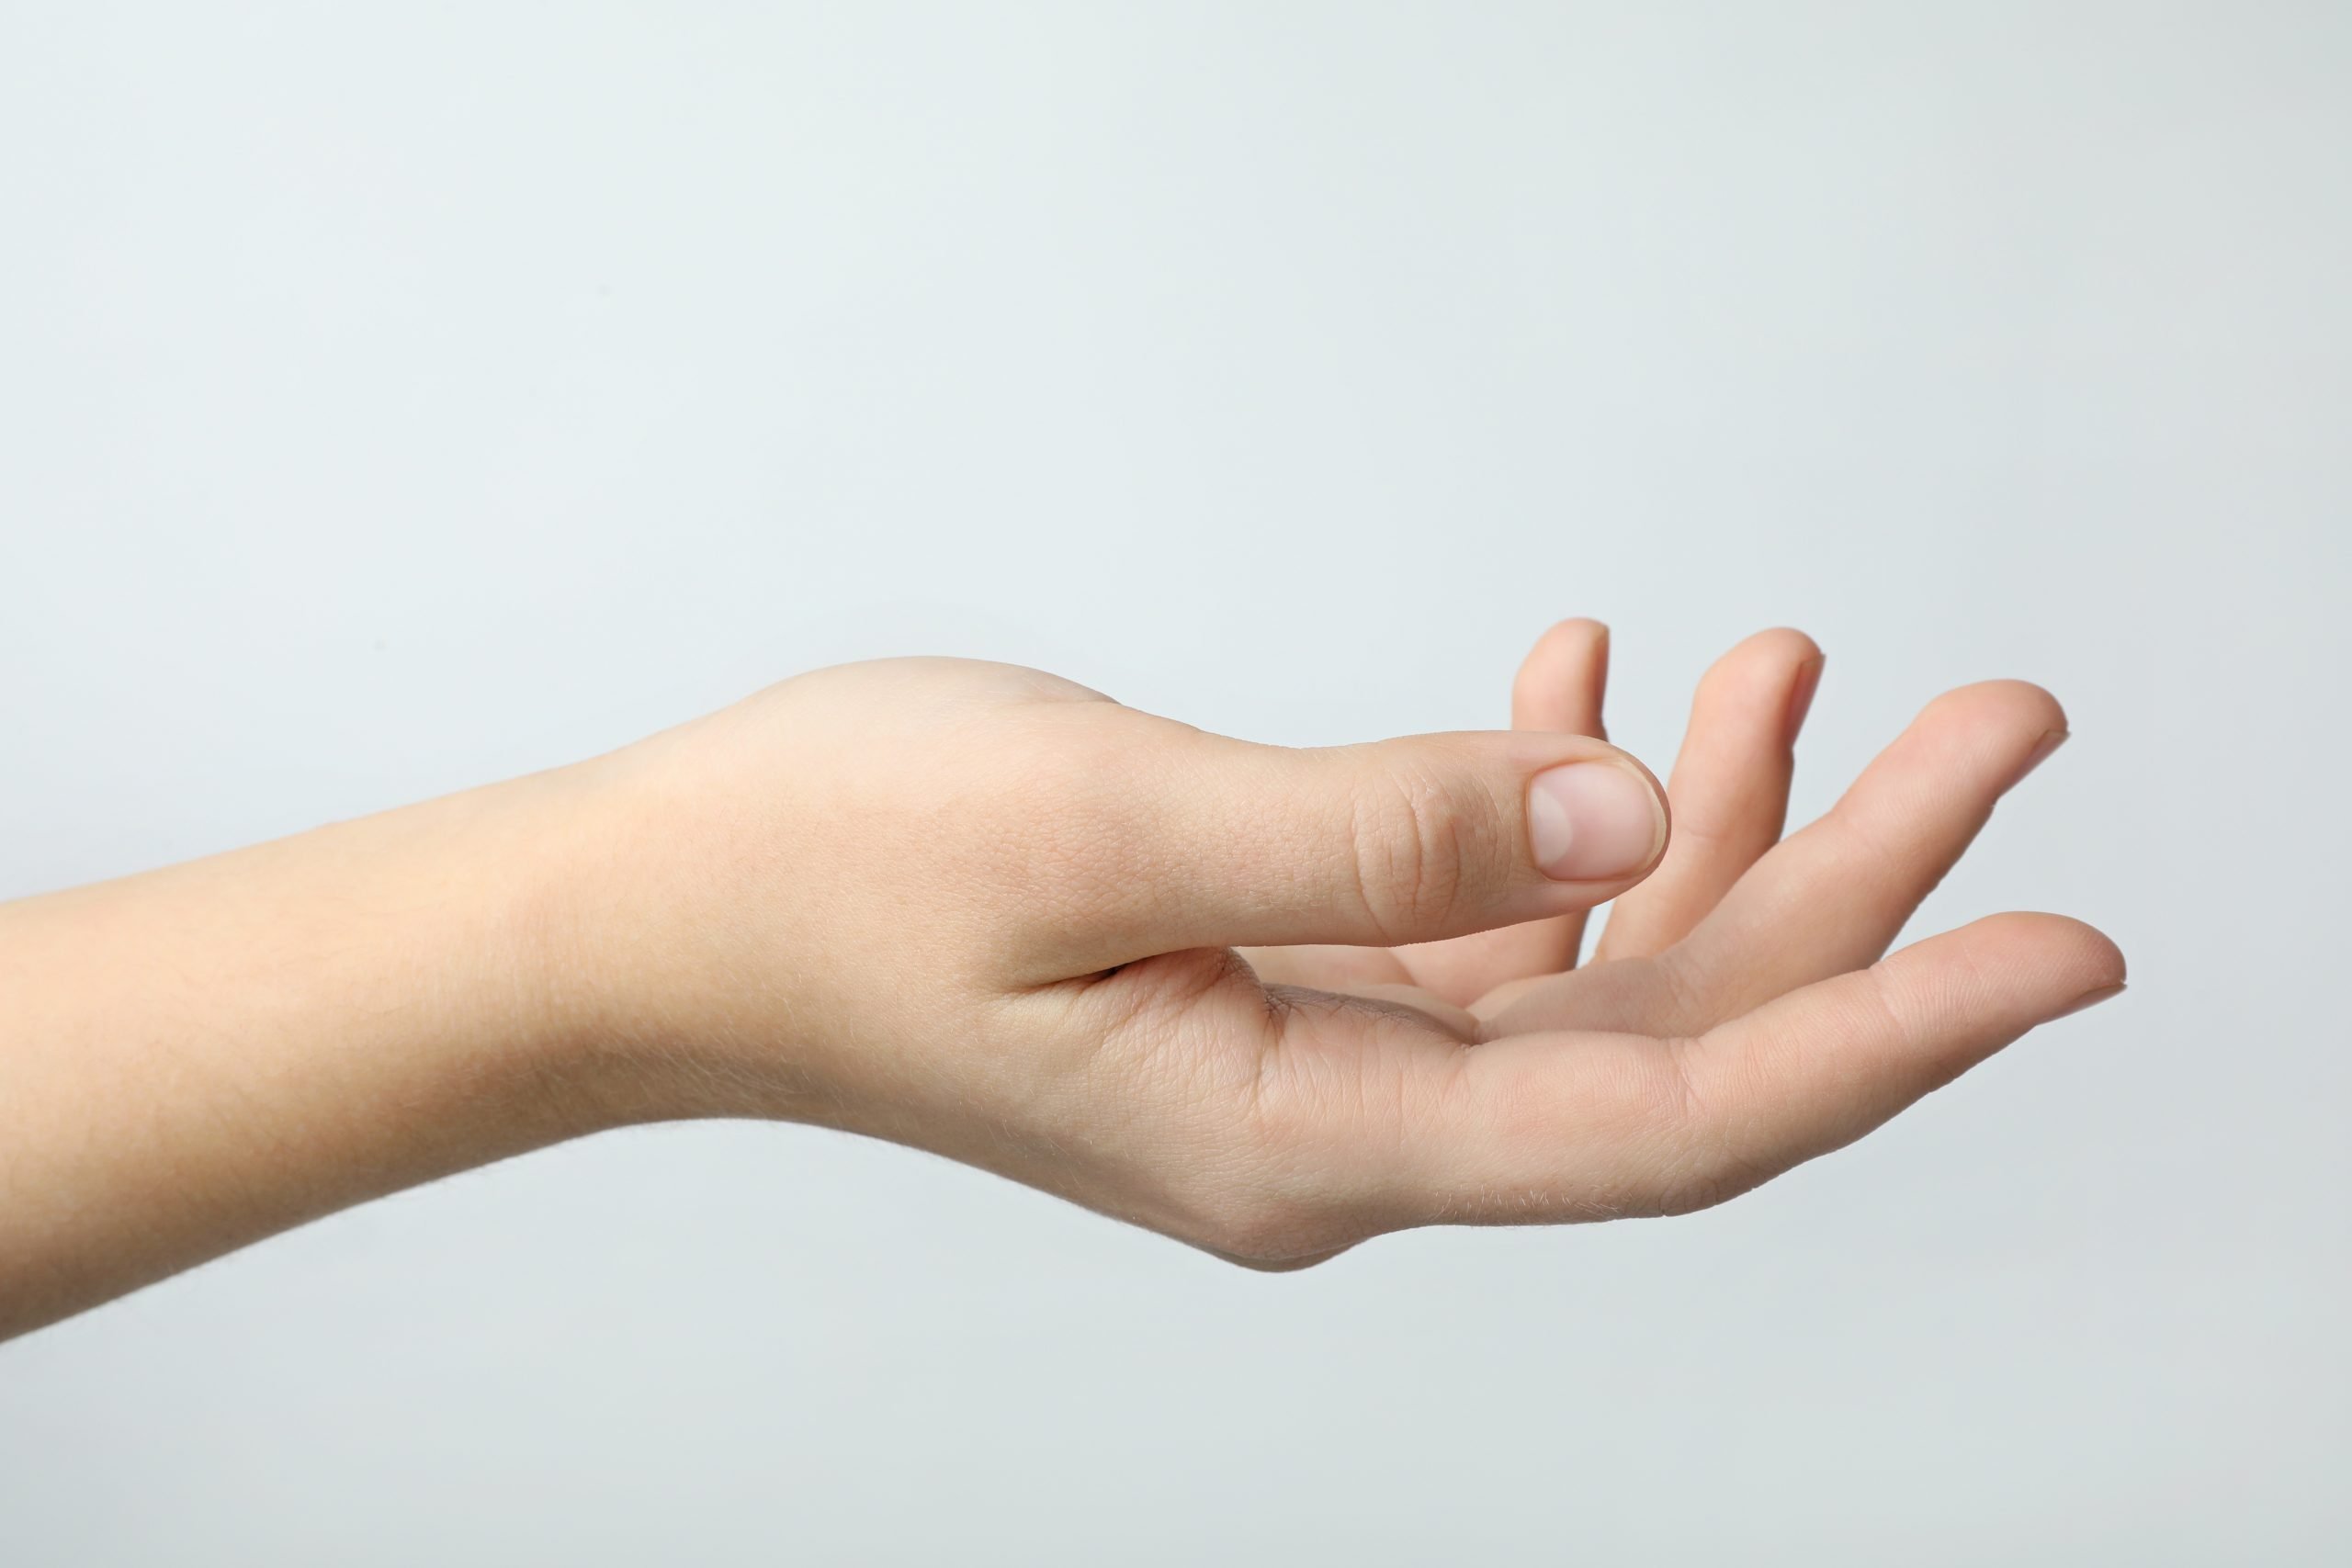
[1084,621,2122,1262]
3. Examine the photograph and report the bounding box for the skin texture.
[0,625,2124,1337]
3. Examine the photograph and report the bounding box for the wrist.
[507,744,842,1130]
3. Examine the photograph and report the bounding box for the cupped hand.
[549,641,2120,1268]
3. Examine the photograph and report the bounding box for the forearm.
[0,774,603,1339]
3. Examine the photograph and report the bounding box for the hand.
[0,630,2124,1337]
[553,644,2121,1267]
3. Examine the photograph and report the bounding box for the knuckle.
[1348,763,1478,942]
[1645,1036,1771,1218]
[1643,951,1722,1037]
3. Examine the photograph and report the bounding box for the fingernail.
[2014,728,2070,787]
[1784,655,1826,747]
[2052,981,2126,1020]
[1528,762,1665,882]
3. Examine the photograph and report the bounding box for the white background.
[2,4,2346,1561]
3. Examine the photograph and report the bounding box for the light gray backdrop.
[2,4,2346,1562]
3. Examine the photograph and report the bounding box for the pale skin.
[0,623,2123,1337]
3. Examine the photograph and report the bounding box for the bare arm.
[0,773,605,1336]
[0,635,2122,1340]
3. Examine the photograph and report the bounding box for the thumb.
[1084,729,1668,967]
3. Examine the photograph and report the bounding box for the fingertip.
[1785,649,1826,747]
[2012,911,2127,994]
[1701,626,1821,679]
[1927,678,2069,740]
[1741,625,1823,666]
[1883,681,2071,799]
[1512,618,1611,735]
[1528,754,1670,885]
[1690,626,1824,719]
[1518,618,1610,677]
[1894,911,2127,1007]
[1537,616,1611,650]
[1999,913,2126,1023]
